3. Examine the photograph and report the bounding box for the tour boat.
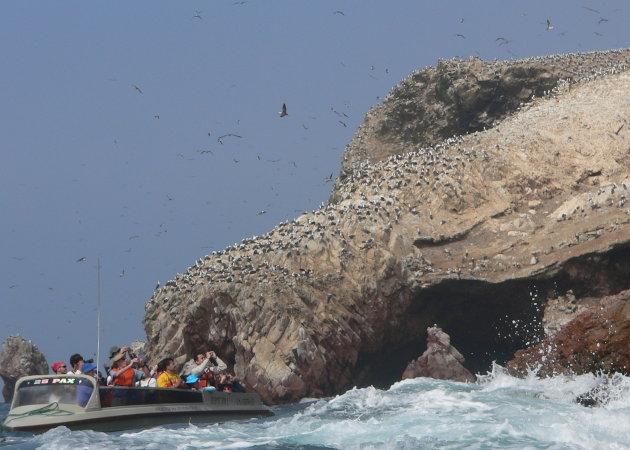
[1,374,273,433]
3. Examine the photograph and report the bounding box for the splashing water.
[2,366,630,449]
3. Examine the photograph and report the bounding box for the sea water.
[2,365,630,449]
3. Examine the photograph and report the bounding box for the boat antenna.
[96,257,102,375]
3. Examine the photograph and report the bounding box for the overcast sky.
[1,1,627,374]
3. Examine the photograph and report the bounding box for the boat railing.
[98,386,203,408]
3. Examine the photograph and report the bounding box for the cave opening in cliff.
[351,244,630,390]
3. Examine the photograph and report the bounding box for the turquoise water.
[2,366,630,449]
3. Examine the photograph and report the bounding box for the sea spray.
[2,368,630,449]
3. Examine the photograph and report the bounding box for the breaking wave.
[2,366,630,449]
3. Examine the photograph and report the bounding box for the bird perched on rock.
[279,103,288,117]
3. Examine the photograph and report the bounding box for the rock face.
[0,336,49,403]
[143,49,630,404]
[402,326,475,382]
[508,289,630,377]
[331,50,630,201]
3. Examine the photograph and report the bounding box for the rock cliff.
[143,49,630,404]
[508,289,630,376]
[0,335,49,403]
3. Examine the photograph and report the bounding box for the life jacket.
[112,368,135,386]
[199,371,215,388]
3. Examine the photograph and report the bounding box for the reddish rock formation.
[508,289,630,376]
[402,326,475,382]
[0,335,49,403]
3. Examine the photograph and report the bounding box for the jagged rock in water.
[508,289,630,377]
[143,49,630,403]
[0,335,48,403]
[402,326,474,382]
[574,373,628,407]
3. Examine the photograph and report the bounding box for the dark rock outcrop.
[508,289,630,377]
[143,49,630,404]
[402,326,475,382]
[0,336,48,403]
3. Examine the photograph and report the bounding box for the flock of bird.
[145,48,630,311]
[3,3,626,357]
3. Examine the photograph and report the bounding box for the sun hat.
[82,362,97,373]
[186,374,199,384]
[51,361,65,372]
[111,352,125,363]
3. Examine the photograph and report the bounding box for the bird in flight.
[193,10,202,19]
[582,6,600,14]
[217,133,242,144]
[76,257,86,262]
[132,84,143,94]
[333,10,345,15]
[545,19,554,30]
[279,103,288,117]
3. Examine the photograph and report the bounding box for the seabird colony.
[146,49,630,308]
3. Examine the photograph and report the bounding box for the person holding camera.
[109,352,150,386]
[180,350,227,383]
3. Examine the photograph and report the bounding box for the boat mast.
[96,257,101,376]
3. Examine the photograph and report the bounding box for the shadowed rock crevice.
[349,243,630,389]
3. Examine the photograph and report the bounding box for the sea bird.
[279,103,288,117]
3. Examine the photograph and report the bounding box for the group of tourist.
[49,346,245,392]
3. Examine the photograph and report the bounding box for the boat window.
[99,387,203,407]
[14,377,95,408]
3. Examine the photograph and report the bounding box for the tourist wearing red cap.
[51,361,68,374]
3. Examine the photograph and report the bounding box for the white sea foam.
[2,370,630,449]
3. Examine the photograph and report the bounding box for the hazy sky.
[1,1,627,374]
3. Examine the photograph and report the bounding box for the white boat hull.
[2,375,272,433]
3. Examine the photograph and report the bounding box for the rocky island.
[3,49,630,405]
[141,48,630,404]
